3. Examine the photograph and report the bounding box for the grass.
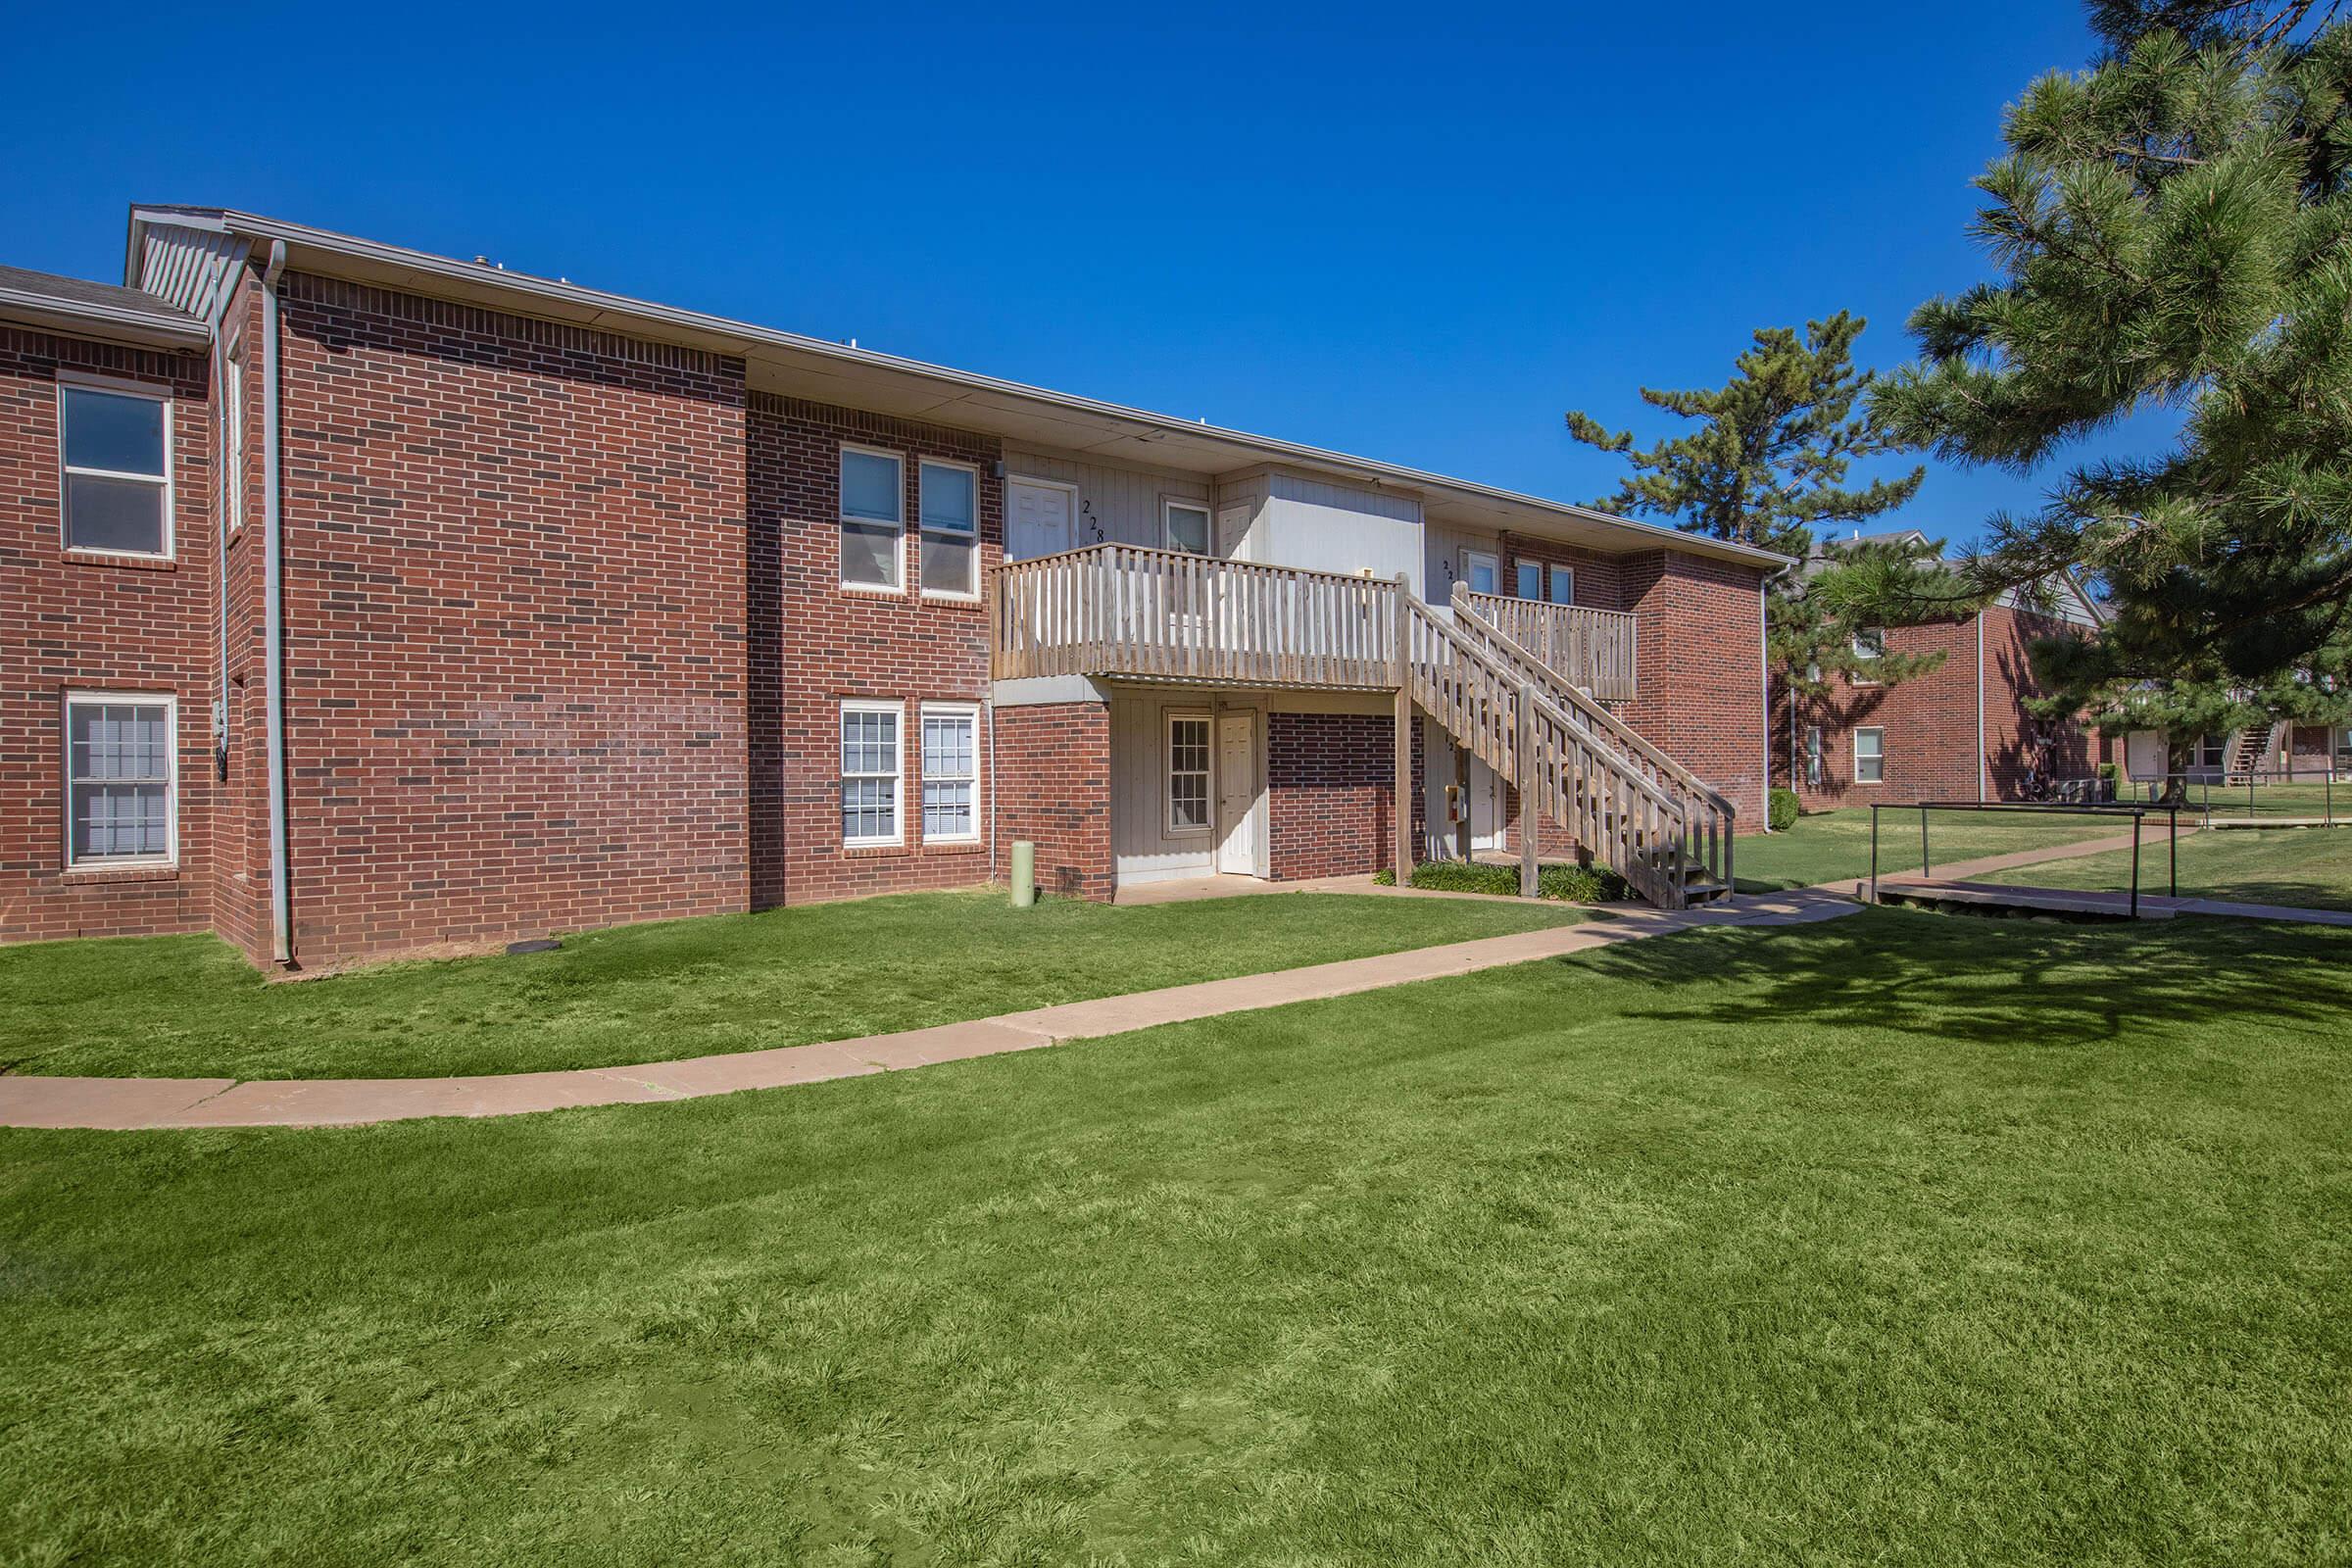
[2171,779,2347,824]
[0,890,1584,1082]
[2,908,2347,1564]
[1738,804,2135,891]
[1982,822,2352,912]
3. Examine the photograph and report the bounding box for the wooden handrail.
[1453,586,1638,702]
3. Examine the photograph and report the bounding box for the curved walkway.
[0,889,1858,1132]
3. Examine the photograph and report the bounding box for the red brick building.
[1772,534,2105,809]
[1,209,1787,968]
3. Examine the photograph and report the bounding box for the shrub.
[1768,788,1799,832]
[1377,860,1628,904]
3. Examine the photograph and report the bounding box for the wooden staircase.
[1434,587,1736,908]
[2226,721,2287,784]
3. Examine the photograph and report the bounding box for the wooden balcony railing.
[1453,588,1638,701]
[993,545,1401,688]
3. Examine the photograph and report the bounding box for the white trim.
[838,443,906,594]
[918,701,981,844]
[62,690,179,869]
[1162,497,1212,556]
[1165,710,1213,836]
[222,335,245,535]
[55,372,173,562]
[840,698,906,848]
[1853,725,1886,786]
[916,457,982,602]
[1462,548,1499,597]
[1804,724,1824,788]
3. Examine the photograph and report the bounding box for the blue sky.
[7,0,2180,548]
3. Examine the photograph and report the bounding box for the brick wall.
[1778,603,2091,809]
[748,395,1001,906]
[993,702,1112,900]
[1621,550,1769,827]
[0,325,215,944]
[270,273,751,964]
[1265,710,1420,880]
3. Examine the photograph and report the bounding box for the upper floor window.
[60,381,171,558]
[65,693,176,867]
[918,460,978,600]
[840,447,904,590]
[1164,500,1211,556]
[1548,565,1575,605]
[1516,562,1575,604]
[1463,550,1498,596]
[1850,627,1885,685]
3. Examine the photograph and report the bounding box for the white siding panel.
[1255,471,1425,593]
[137,223,247,320]
[1111,689,1215,883]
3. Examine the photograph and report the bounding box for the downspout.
[261,240,293,965]
[205,269,239,784]
[1976,610,1987,802]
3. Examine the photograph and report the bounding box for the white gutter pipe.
[261,240,292,964]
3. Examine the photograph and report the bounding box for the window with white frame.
[840,701,903,846]
[839,447,904,589]
[222,343,244,533]
[1463,549,1498,596]
[918,460,978,599]
[1164,500,1211,556]
[1853,726,1886,785]
[64,694,175,866]
[920,704,978,842]
[1850,627,1885,684]
[1516,561,1542,600]
[60,381,171,557]
[2197,732,2228,769]
[1804,725,1824,788]
[1548,564,1575,605]
[1167,713,1211,833]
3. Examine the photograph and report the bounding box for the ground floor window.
[2198,733,2228,770]
[1804,725,1824,788]
[65,693,175,866]
[841,701,903,847]
[1853,726,1885,785]
[920,704,978,842]
[1167,713,1211,834]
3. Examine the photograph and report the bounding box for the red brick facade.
[3,240,1789,966]
[1266,710,1421,881]
[993,702,1113,900]
[0,326,215,944]
[1776,603,2092,809]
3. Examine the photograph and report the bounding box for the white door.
[1006,478,1074,561]
[1467,757,1507,852]
[1215,712,1259,875]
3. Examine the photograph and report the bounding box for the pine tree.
[1876,8,2352,773]
[1565,313,1925,558]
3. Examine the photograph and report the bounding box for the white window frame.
[62,690,178,869]
[1850,627,1885,686]
[57,371,173,561]
[916,458,982,603]
[1853,726,1886,786]
[1162,498,1212,556]
[1548,564,1575,606]
[840,699,905,848]
[918,702,981,844]
[838,444,906,594]
[1804,724,1824,788]
[1462,549,1499,596]
[222,338,245,534]
[1166,710,1213,837]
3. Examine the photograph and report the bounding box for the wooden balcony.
[993,545,1403,688]
[1453,588,1639,702]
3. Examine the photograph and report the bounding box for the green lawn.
[2175,779,2347,824]
[1738,804,2132,891]
[0,891,1584,1082]
[1983,823,2352,912]
[3,909,2346,1564]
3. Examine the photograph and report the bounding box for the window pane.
[921,532,976,597]
[1466,556,1496,595]
[1167,506,1210,555]
[919,464,975,533]
[924,782,973,839]
[72,782,170,859]
[1517,563,1541,600]
[842,778,897,841]
[1549,566,1574,605]
[70,703,169,781]
[842,520,901,587]
[62,387,165,476]
[922,713,974,779]
[841,450,902,523]
[1169,717,1210,829]
[65,473,165,554]
[841,710,899,775]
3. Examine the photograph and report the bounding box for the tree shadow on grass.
[1566,907,2352,1048]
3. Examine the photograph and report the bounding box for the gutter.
[261,239,293,965]
[0,285,208,350]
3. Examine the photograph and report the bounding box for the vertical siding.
[136,223,249,320]
[1110,688,1218,882]
[1004,447,1211,551]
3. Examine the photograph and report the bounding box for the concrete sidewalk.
[0,888,1858,1132]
